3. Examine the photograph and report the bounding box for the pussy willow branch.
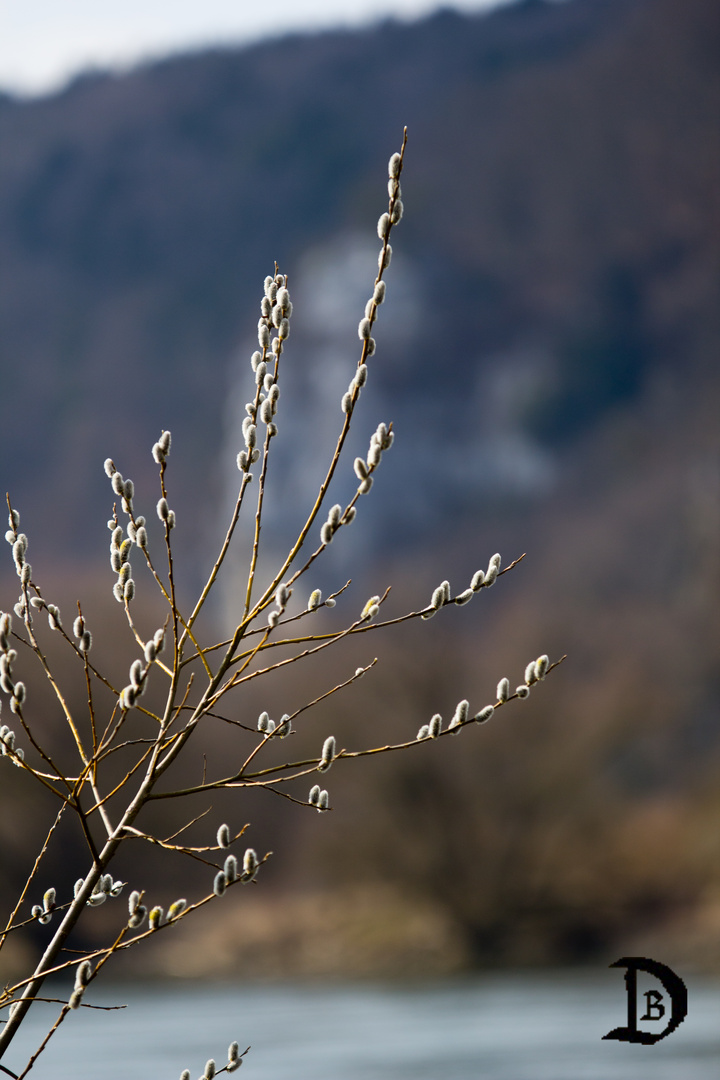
[243,327,282,620]
[147,657,565,802]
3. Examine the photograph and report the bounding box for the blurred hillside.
[1,0,719,977]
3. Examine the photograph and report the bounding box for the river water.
[3,971,718,1079]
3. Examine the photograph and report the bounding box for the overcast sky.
[0,0,512,97]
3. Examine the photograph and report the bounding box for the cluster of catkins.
[1,510,42,751]
[4,508,33,624]
[422,552,502,620]
[267,581,292,629]
[30,888,56,925]
[118,626,165,711]
[238,274,291,473]
[257,709,291,738]
[353,421,395,497]
[416,654,551,741]
[304,735,336,812]
[0,611,25,731]
[69,959,92,1010]
[76,872,125,908]
[339,148,403,418]
[127,888,186,930]
[213,826,260,896]
[104,430,175,600]
[179,1041,243,1080]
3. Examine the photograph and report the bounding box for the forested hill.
[0,0,716,568]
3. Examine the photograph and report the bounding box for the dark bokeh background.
[1,0,719,980]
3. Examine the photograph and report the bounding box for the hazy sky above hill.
[0,0,513,96]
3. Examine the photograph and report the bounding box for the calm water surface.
[3,972,719,1079]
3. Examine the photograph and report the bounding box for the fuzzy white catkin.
[309,784,321,805]
[535,655,549,680]
[417,724,430,740]
[75,960,92,989]
[470,570,485,590]
[308,589,322,610]
[497,678,510,702]
[378,244,392,271]
[373,280,386,304]
[525,660,538,685]
[429,714,442,738]
[318,735,336,772]
[148,906,164,930]
[317,790,329,811]
[224,855,238,884]
[180,1071,191,1080]
[204,1060,216,1079]
[168,899,186,920]
[377,212,390,239]
[359,476,373,494]
[213,871,227,897]
[242,849,259,879]
[354,457,368,480]
[516,685,530,699]
[455,588,473,605]
[388,152,402,178]
[451,700,469,728]
[474,705,494,724]
[484,564,498,587]
[430,584,445,610]
[367,442,382,467]
[217,823,230,848]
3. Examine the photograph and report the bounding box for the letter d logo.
[603,956,688,1044]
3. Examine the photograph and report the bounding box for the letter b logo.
[603,956,687,1045]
